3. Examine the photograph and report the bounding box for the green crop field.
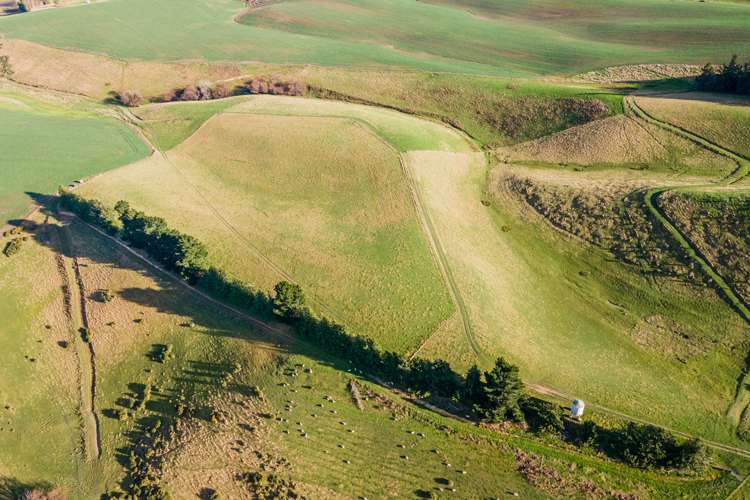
[2,0,750,76]
[0,86,150,225]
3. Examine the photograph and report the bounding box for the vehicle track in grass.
[52,220,101,460]
[624,95,750,431]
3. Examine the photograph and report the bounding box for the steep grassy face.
[131,97,247,151]
[0,88,150,224]
[636,94,750,159]
[306,69,623,147]
[2,0,750,75]
[80,97,457,354]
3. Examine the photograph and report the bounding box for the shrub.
[80,327,91,343]
[118,90,143,107]
[211,83,232,99]
[160,88,179,103]
[97,289,115,303]
[520,397,564,434]
[180,85,200,101]
[21,488,66,500]
[3,238,23,257]
[196,80,212,100]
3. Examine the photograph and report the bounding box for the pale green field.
[81,96,460,354]
[0,87,150,224]
[2,0,750,75]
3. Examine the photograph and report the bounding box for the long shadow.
[0,477,56,499]
[21,192,361,470]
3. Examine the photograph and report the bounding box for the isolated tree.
[479,357,524,422]
[118,90,142,107]
[272,281,305,319]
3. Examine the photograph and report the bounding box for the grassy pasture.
[2,215,736,497]
[0,86,149,224]
[2,0,750,76]
[636,94,750,159]
[502,114,736,177]
[80,97,457,354]
[409,150,750,446]
[0,226,81,493]
[79,95,750,445]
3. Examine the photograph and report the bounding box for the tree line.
[117,77,307,107]
[696,55,750,95]
[59,191,709,471]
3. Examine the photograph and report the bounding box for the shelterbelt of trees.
[697,55,750,95]
[59,190,709,471]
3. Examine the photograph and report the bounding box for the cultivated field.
[0,84,149,224]
[1,0,750,76]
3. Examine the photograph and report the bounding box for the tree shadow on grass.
[0,477,56,499]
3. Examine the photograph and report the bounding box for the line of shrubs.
[59,191,709,471]
[116,77,307,107]
[696,55,750,95]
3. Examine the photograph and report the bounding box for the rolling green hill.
[1,0,749,75]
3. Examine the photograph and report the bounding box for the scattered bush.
[211,83,231,99]
[180,85,200,101]
[245,77,306,96]
[118,90,143,107]
[3,238,24,257]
